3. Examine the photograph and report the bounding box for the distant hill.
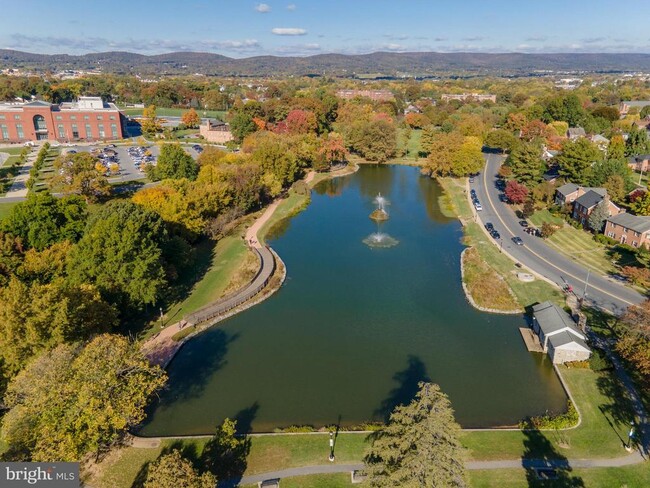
[2,49,650,77]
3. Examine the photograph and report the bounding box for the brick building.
[0,97,124,143]
[199,119,233,144]
[440,93,497,103]
[604,213,650,248]
[335,89,395,102]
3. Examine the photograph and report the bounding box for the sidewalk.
[4,147,36,198]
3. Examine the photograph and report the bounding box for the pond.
[140,165,566,435]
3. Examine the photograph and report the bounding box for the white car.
[474,202,483,211]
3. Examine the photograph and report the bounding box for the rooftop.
[548,330,590,351]
[556,183,580,196]
[532,301,583,338]
[607,212,650,234]
[574,189,605,209]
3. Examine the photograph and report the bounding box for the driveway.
[473,153,645,314]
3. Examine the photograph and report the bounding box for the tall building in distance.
[0,97,124,143]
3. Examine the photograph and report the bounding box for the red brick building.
[0,97,125,143]
[336,89,395,101]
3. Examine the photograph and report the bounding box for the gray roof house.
[567,127,586,140]
[554,183,581,206]
[532,302,591,364]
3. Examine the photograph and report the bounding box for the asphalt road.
[472,153,645,314]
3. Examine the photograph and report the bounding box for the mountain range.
[2,50,650,77]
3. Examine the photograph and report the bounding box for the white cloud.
[286,3,296,10]
[272,27,307,36]
[255,3,271,13]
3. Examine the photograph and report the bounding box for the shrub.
[593,234,617,246]
[519,401,579,430]
[274,425,316,433]
[540,222,557,238]
[589,348,613,372]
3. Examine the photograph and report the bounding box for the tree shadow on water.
[374,355,430,422]
[522,430,584,487]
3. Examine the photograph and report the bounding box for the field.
[120,107,226,120]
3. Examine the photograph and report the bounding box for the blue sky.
[2,0,649,57]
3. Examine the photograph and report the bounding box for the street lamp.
[499,237,504,253]
[159,307,164,329]
[328,432,335,462]
[625,422,635,452]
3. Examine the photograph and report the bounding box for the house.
[199,119,233,144]
[532,302,591,364]
[336,89,395,102]
[604,213,650,248]
[554,183,581,206]
[567,127,586,140]
[628,154,650,173]
[619,100,650,116]
[590,134,610,151]
[572,189,623,227]
[542,165,560,184]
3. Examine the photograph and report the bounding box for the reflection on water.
[140,165,567,435]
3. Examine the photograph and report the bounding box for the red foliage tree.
[520,120,551,142]
[505,180,529,204]
[285,109,318,135]
[404,113,430,129]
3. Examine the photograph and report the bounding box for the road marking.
[481,156,637,308]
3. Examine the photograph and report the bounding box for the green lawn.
[144,229,254,340]
[0,202,19,219]
[529,209,564,227]
[439,177,563,308]
[258,190,310,244]
[397,128,423,161]
[461,367,635,460]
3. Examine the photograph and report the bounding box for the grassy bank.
[439,177,563,308]
[88,364,636,487]
[462,247,519,311]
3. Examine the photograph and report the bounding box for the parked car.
[519,220,529,228]
[485,222,494,232]
[474,202,483,211]
[470,189,477,197]
[499,194,509,203]
[469,176,474,183]
[512,236,524,246]
[491,230,501,240]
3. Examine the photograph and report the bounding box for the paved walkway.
[142,200,282,366]
[5,147,36,198]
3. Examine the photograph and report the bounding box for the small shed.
[532,301,591,364]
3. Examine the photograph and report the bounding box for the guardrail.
[184,246,276,326]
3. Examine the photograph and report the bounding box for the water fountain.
[369,192,389,221]
[364,193,398,248]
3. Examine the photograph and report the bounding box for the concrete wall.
[549,346,591,364]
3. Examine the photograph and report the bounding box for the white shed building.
[532,301,591,364]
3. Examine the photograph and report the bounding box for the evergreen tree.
[588,197,609,232]
[156,143,198,181]
[365,382,467,488]
[625,125,650,157]
[505,142,545,184]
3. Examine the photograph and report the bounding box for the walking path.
[142,199,283,366]
[5,147,37,198]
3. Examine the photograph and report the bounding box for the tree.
[51,153,110,202]
[484,129,518,152]
[504,180,529,204]
[630,191,650,216]
[505,142,545,184]
[228,111,257,142]
[155,143,198,181]
[181,108,201,129]
[248,132,300,195]
[453,136,484,176]
[141,105,162,135]
[641,105,650,119]
[603,174,627,204]
[67,201,169,308]
[145,450,215,488]
[201,418,251,480]
[607,135,626,160]
[616,300,650,381]
[540,222,557,239]
[587,197,609,231]
[317,132,348,171]
[0,277,116,377]
[2,193,87,251]
[348,119,397,163]
[426,132,464,176]
[556,138,601,185]
[365,382,467,487]
[625,125,650,156]
[520,120,551,142]
[404,112,430,129]
[1,335,166,461]
[284,109,318,135]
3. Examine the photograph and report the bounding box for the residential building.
[567,127,586,140]
[590,134,610,151]
[604,213,650,248]
[0,97,124,143]
[619,100,650,116]
[532,302,591,364]
[440,93,497,103]
[628,154,650,173]
[554,184,623,228]
[199,119,233,144]
[336,89,395,102]
[572,189,622,227]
